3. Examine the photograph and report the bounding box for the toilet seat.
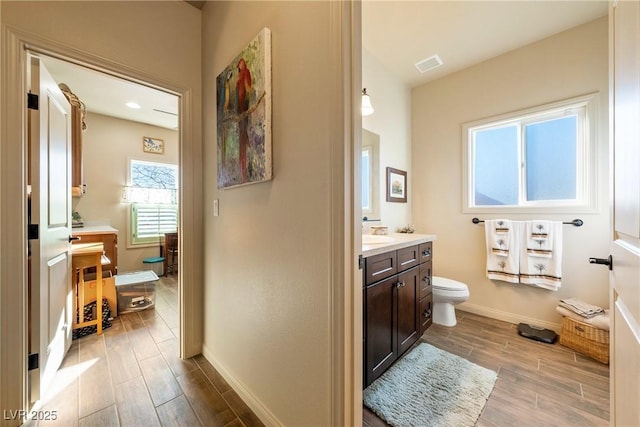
[432,276,468,292]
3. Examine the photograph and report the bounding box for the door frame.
[328,1,362,425]
[0,28,200,421]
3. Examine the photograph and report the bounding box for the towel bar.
[471,217,583,227]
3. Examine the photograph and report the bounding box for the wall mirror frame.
[362,129,380,221]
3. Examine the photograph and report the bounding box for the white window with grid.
[462,93,598,213]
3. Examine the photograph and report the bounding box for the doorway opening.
[27,51,183,412]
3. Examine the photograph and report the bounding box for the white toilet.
[432,276,470,327]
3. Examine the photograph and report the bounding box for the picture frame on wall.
[143,136,165,154]
[216,27,272,189]
[386,167,407,203]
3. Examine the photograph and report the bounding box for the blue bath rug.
[363,342,497,427]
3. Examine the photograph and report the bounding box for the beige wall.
[202,1,348,425]
[362,48,412,231]
[1,1,202,419]
[73,112,179,273]
[411,17,610,329]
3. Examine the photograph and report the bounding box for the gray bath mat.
[363,342,497,427]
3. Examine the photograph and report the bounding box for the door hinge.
[28,353,38,371]
[27,93,39,110]
[358,254,364,270]
[28,224,39,240]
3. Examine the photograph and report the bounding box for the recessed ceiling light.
[126,102,141,109]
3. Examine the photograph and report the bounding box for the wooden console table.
[71,242,106,335]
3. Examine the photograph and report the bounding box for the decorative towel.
[558,297,604,318]
[556,305,610,331]
[526,220,553,258]
[485,220,520,284]
[520,221,563,290]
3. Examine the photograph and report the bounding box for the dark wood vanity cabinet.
[363,241,433,388]
[396,266,420,356]
[364,275,398,384]
[418,262,433,333]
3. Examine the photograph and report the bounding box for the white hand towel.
[485,219,520,283]
[520,221,563,290]
[526,220,553,258]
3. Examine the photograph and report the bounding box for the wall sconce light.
[361,88,374,116]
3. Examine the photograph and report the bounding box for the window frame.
[462,93,599,214]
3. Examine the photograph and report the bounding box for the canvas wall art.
[216,27,272,189]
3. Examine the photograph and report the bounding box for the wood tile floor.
[363,310,610,427]
[30,275,264,427]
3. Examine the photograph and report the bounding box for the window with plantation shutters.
[132,204,178,244]
[127,160,178,246]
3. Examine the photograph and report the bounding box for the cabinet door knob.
[396,281,405,288]
[424,309,432,319]
[422,250,431,257]
[422,276,430,284]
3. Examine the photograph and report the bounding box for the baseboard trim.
[458,302,562,333]
[201,345,283,427]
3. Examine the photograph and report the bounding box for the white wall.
[411,17,610,329]
[362,48,412,232]
[202,1,352,425]
[72,112,179,273]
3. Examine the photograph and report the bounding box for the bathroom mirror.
[362,129,380,221]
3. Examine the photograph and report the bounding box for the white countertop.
[72,225,118,235]
[362,232,437,257]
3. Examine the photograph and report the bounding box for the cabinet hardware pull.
[422,250,431,257]
[424,309,431,319]
[422,276,430,284]
[396,281,405,288]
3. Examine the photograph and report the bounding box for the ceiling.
[363,0,609,88]
[39,1,609,130]
[40,55,179,130]
[185,1,206,9]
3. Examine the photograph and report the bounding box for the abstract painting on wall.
[216,27,272,189]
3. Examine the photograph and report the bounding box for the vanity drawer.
[419,261,432,299]
[419,293,433,333]
[397,245,419,272]
[419,242,433,263]
[365,251,398,286]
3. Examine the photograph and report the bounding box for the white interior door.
[610,1,640,425]
[28,54,73,403]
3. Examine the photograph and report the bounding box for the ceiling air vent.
[414,54,443,74]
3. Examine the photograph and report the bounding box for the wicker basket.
[559,316,609,364]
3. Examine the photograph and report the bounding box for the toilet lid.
[432,276,467,291]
